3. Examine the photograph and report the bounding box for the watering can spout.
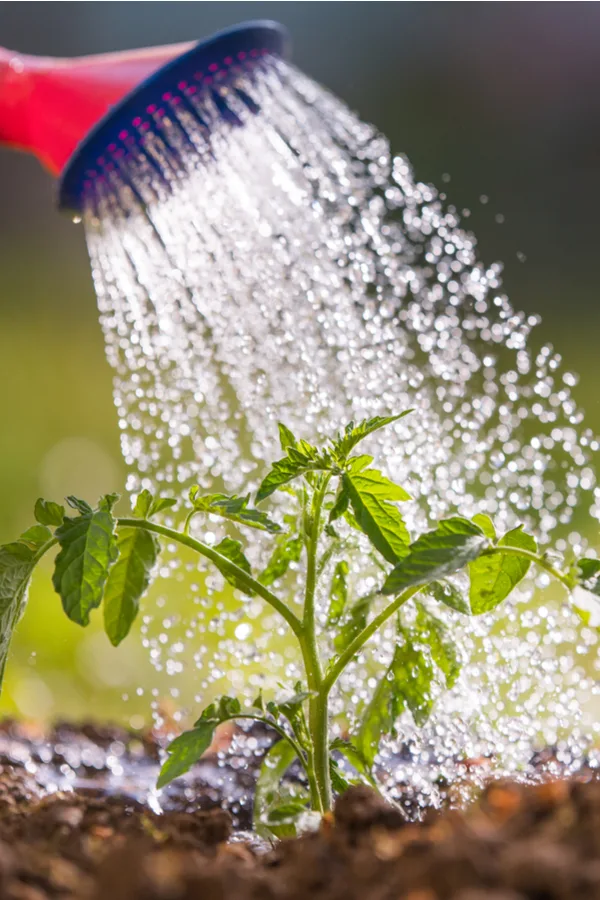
[0,42,193,174]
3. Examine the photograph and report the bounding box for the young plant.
[0,414,596,835]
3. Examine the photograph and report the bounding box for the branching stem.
[117,518,304,640]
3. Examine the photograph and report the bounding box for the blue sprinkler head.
[58,20,291,214]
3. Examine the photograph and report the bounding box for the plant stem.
[323,586,421,693]
[218,713,309,779]
[301,474,332,813]
[117,518,304,640]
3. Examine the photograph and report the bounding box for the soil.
[0,720,598,899]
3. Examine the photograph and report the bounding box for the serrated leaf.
[469,526,536,615]
[157,722,216,789]
[471,514,496,541]
[278,423,297,452]
[342,469,411,565]
[358,628,434,765]
[0,541,38,690]
[52,498,119,626]
[429,580,471,615]
[34,499,65,528]
[327,560,349,625]
[103,528,159,646]
[259,533,303,586]
[213,537,254,596]
[415,603,460,688]
[382,517,487,596]
[332,412,413,460]
[19,525,53,549]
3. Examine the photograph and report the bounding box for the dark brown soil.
[0,720,598,899]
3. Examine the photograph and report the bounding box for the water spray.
[1,20,599,795]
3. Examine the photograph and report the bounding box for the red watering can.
[0,41,193,174]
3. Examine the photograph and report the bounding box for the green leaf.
[328,486,350,524]
[213,537,254,596]
[66,496,93,515]
[327,560,349,625]
[149,497,177,517]
[253,740,303,839]
[256,459,312,503]
[382,517,488,596]
[157,722,216,789]
[576,558,600,596]
[278,423,297,452]
[330,737,376,786]
[103,528,159,646]
[52,496,119,626]
[471,514,496,541]
[330,758,353,795]
[157,694,246,789]
[342,469,411,565]
[133,490,153,518]
[469,526,536,615]
[332,412,413,460]
[278,689,315,718]
[256,442,331,503]
[333,592,376,652]
[429,580,471,615]
[34,498,65,527]
[346,455,375,473]
[195,695,241,725]
[0,541,39,690]
[259,534,303,586]
[358,627,434,765]
[205,494,280,533]
[135,490,177,518]
[19,525,53,549]
[415,603,460,688]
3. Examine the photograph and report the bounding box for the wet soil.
[0,720,598,899]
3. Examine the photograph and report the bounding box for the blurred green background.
[1,2,600,726]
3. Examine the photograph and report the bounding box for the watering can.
[0,21,289,210]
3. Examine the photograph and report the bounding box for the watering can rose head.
[0,21,290,212]
[0,412,595,835]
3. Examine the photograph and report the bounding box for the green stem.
[117,518,304,640]
[323,586,421,694]
[119,517,326,808]
[32,536,58,565]
[301,474,332,813]
[219,713,309,779]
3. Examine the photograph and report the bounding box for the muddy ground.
[0,720,598,899]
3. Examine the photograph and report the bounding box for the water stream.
[81,54,600,799]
